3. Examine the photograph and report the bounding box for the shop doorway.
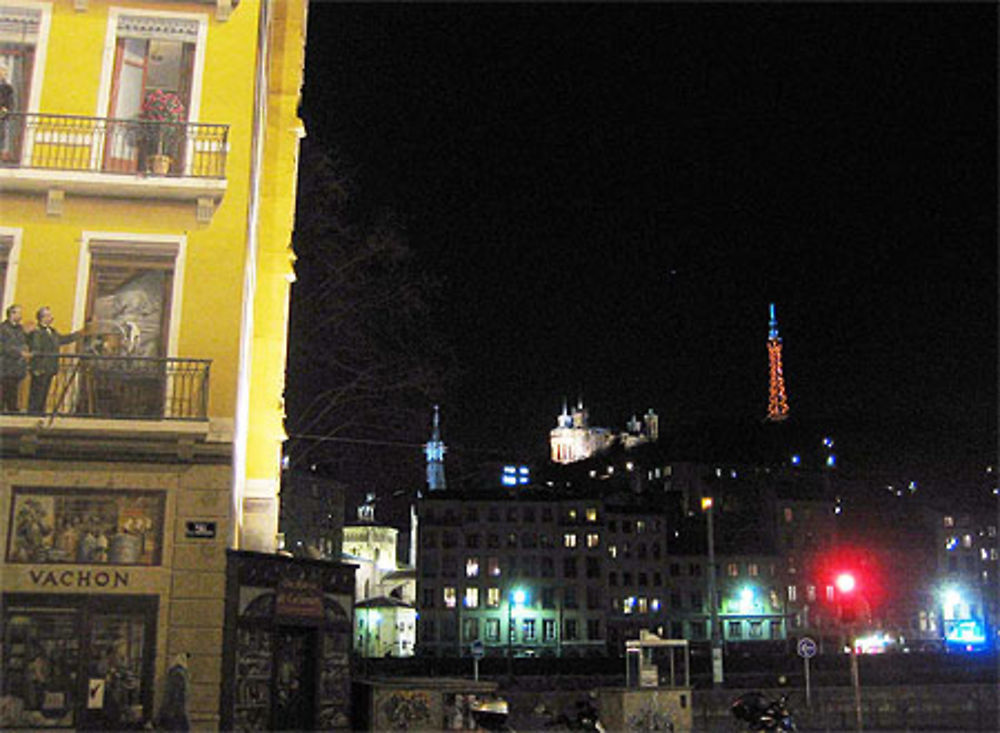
[271,627,316,731]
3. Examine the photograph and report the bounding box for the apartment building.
[0,2,325,729]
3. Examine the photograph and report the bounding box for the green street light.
[507,586,528,677]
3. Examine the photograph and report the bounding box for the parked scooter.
[731,691,797,732]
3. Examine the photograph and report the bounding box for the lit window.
[488,557,501,577]
[443,587,457,608]
[783,507,794,523]
[651,598,661,612]
[806,585,816,602]
[623,596,636,615]
[568,509,577,521]
[748,563,759,577]
[727,563,739,577]
[543,618,556,641]
[962,534,973,548]
[485,618,500,641]
[945,536,958,551]
[465,587,479,608]
[608,545,618,559]
[522,618,536,641]
[943,516,955,527]
[586,533,600,548]
[637,597,648,614]
[586,507,598,522]
[564,533,578,548]
[825,585,835,602]
[466,557,480,578]
[487,587,500,608]
[636,520,646,534]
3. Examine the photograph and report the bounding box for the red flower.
[140,89,185,123]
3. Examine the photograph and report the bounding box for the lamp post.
[702,497,723,685]
[507,587,525,678]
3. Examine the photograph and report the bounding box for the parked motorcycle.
[731,691,796,732]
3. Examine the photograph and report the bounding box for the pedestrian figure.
[156,653,190,732]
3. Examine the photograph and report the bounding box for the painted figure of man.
[0,304,31,411]
[27,306,86,414]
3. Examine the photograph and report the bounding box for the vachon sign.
[29,568,130,588]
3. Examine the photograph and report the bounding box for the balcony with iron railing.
[1,354,211,422]
[0,112,229,207]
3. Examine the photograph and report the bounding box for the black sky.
[296,2,997,489]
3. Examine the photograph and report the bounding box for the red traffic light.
[835,573,856,594]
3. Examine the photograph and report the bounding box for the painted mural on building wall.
[6,489,165,565]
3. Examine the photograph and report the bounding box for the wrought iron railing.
[1,355,211,420]
[0,111,228,178]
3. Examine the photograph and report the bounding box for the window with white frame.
[102,13,204,174]
[84,240,179,358]
[0,235,11,309]
[0,7,43,161]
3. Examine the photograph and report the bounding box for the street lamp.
[702,496,723,685]
[507,587,526,677]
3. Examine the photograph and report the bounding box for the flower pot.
[148,154,172,175]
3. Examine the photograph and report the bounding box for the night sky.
[294,3,996,492]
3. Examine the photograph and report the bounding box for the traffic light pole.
[849,628,862,732]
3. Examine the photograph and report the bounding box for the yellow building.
[0,1,316,728]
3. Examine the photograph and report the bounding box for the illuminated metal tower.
[425,404,447,491]
[766,303,790,422]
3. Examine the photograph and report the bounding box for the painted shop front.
[221,551,355,731]
[1,486,168,730]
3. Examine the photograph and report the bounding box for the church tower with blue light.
[425,404,447,491]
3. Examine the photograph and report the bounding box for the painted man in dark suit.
[27,306,86,414]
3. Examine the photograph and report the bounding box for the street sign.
[798,636,817,659]
[185,520,217,539]
[470,639,485,659]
